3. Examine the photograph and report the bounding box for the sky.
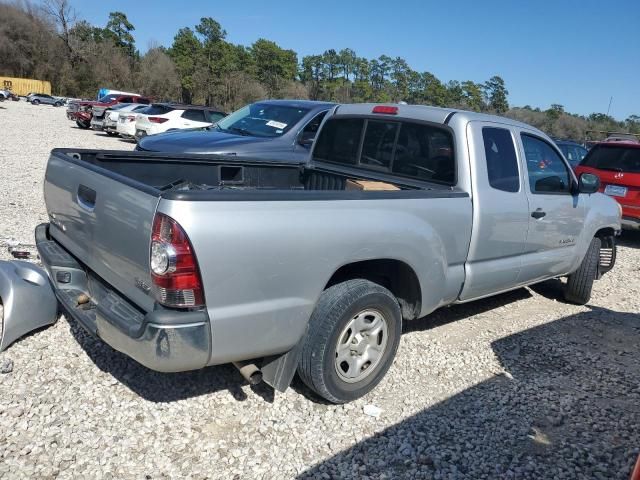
[67,0,640,120]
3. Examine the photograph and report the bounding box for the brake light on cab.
[372,105,398,115]
[150,213,204,308]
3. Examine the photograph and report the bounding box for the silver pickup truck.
[30,103,620,403]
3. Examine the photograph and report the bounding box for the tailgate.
[43,151,159,312]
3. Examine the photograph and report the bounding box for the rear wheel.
[297,279,402,403]
[32,99,40,105]
[106,131,117,137]
[564,237,601,305]
[76,120,90,129]
[54,101,62,107]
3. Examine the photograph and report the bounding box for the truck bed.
[59,149,460,198]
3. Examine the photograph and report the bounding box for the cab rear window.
[581,145,640,173]
[313,117,455,185]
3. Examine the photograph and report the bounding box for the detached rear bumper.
[35,223,211,372]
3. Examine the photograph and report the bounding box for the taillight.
[150,213,204,308]
[127,115,136,122]
[148,116,169,124]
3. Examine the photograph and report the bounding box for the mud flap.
[0,260,58,352]
[260,324,309,392]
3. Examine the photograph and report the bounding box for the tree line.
[1,0,638,140]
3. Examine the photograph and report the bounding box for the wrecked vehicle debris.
[0,260,58,352]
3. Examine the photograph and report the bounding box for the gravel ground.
[0,99,639,479]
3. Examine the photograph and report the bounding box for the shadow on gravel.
[528,279,567,302]
[403,287,533,334]
[618,230,640,249]
[66,319,273,403]
[299,307,640,479]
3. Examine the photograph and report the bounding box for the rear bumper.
[90,119,104,130]
[621,215,640,230]
[35,223,211,372]
[117,123,136,138]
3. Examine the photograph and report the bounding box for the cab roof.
[332,103,539,132]
[255,99,337,109]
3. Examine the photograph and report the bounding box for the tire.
[54,102,62,107]
[76,120,90,129]
[32,99,40,105]
[297,279,402,403]
[564,237,601,305]
[106,131,117,137]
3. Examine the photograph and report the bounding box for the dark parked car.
[555,140,589,168]
[136,99,336,162]
[30,94,64,107]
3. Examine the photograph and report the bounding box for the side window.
[300,111,327,143]
[482,127,519,192]
[313,118,364,165]
[521,134,571,194]
[207,111,225,123]
[361,121,399,169]
[393,123,455,185]
[137,97,150,105]
[182,109,206,122]
[119,97,133,103]
[313,118,455,184]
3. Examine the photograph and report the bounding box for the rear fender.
[0,261,58,351]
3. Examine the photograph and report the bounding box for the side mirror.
[578,173,600,194]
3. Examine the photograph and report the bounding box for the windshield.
[581,145,640,173]
[558,143,587,167]
[109,103,133,111]
[98,94,119,103]
[215,103,309,138]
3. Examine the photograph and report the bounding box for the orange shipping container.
[0,76,51,96]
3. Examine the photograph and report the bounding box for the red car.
[67,94,151,129]
[575,140,640,230]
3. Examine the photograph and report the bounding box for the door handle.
[77,184,96,211]
[531,209,546,219]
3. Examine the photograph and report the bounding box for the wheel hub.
[334,309,389,383]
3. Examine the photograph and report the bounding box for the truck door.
[459,122,530,301]
[516,131,586,283]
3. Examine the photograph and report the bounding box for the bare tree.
[41,0,76,57]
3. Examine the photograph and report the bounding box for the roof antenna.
[606,96,613,117]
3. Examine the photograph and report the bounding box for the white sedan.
[103,104,149,136]
[133,104,226,141]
